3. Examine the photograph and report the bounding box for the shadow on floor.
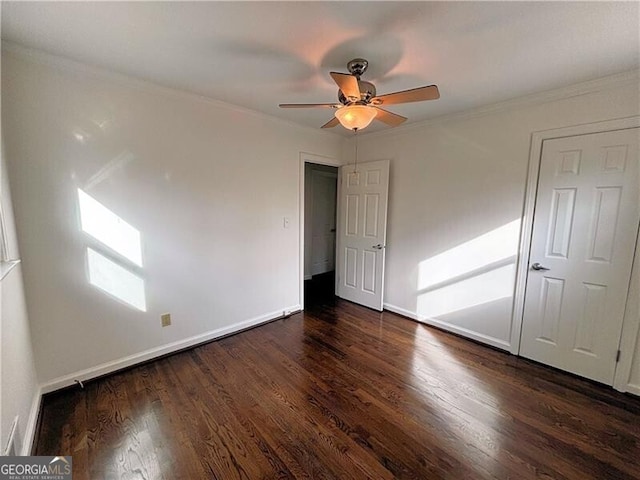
[304,271,337,308]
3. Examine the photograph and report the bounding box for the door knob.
[372,244,384,250]
[531,262,550,271]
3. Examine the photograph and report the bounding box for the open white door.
[520,128,639,384]
[336,160,389,311]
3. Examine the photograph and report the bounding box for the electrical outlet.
[283,217,290,229]
[161,313,171,327]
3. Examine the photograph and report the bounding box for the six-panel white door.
[520,128,639,384]
[337,160,390,311]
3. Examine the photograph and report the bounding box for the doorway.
[516,123,639,385]
[303,162,339,307]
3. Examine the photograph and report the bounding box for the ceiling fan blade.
[321,117,340,129]
[279,103,340,109]
[372,85,440,105]
[330,72,360,100]
[374,107,407,127]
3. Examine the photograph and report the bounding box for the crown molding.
[1,41,342,139]
[358,69,640,140]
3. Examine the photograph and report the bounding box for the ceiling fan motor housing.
[338,80,377,105]
[347,58,369,78]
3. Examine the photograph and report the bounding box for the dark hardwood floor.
[35,287,640,479]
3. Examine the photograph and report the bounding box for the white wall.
[0,142,39,455]
[347,73,639,351]
[1,48,343,388]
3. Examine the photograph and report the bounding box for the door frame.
[511,116,640,390]
[299,152,341,310]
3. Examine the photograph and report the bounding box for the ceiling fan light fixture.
[334,105,377,131]
[279,59,437,129]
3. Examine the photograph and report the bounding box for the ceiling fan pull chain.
[354,128,359,174]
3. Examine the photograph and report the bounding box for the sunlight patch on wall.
[87,248,147,312]
[417,263,515,318]
[418,219,520,291]
[78,188,143,267]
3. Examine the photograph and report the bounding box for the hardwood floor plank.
[266,317,541,479]
[253,319,483,478]
[219,339,377,479]
[142,362,211,479]
[35,298,640,479]
[196,343,320,479]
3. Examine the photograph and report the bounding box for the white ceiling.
[2,2,639,135]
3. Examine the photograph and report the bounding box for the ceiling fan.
[279,58,440,131]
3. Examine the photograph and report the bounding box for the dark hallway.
[304,271,336,308]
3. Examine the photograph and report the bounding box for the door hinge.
[616,350,621,363]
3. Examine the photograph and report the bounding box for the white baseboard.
[383,303,421,321]
[383,303,511,351]
[22,387,42,455]
[621,383,640,397]
[40,305,301,394]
